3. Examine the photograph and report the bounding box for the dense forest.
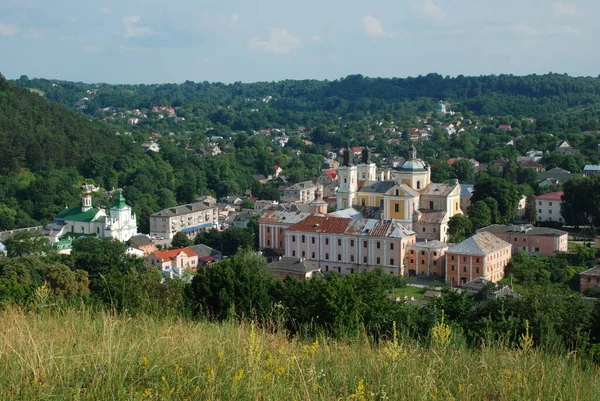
[2,72,600,232]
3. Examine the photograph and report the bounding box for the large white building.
[535,192,564,223]
[48,186,138,243]
[149,200,218,239]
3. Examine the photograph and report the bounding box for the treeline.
[1,238,599,361]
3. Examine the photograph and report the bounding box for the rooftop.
[151,248,198,262]
[258,210,311,225]
[408,240,448,250]
[285,180,319,191]
[581,266,600,277]
[286,215,415,238]
[359,181,396,194]
[268,257,320,274]
[420,183,458,197]
[448,232,511,256]
[128,234,153,247]
[536,192,564,201]
[151,201,213,218]
[55,206,101,223]
[477,224,568,237]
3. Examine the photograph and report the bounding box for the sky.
[0,0,597,84]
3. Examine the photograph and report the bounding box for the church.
[47,185,138,244]
[336,148,462,242]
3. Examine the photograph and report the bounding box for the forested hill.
[0,74,118,174]
[13,73,600,119]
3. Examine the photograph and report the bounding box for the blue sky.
[0,0,597,84]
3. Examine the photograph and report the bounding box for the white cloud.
[229,13,240,26]
[122,15,152,38]
[552,2,584,18]
[510,23,540,36]
[0,23,19,37]
[412,0,446,23]
[361,15,392,38]
[312,35,322,43]
[248,27,301,54]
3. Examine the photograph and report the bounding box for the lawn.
[390,285,426,300]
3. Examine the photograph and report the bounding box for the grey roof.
[253,174,268,181]
[421,183,458,197]
[581,266,600,277]
[258,210,311,224]
[397,159,427,172]
[268,257,320,274]
[359,181,396,194]
[329,208,363,219]
[460,184,474,197]
[285,180,318,191]
[408,240,448,250]
[477,224,567,237]
[188,244,221,259]
[448,232,511,256]
[151,201,212,217]
[0,226,44,242]
[583,165,600,172]
[128,234,153,247]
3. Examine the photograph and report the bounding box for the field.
[0,307,598,400]
[389,285,427,300]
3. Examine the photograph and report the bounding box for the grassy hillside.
[0,307,598,400]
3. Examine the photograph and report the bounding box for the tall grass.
[0,306,598,400]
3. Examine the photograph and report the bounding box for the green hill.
[0,74,118,174]
[1,306,598,400]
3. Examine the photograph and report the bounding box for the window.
[451,265,455,271]
[390,243,394,250]
[97,227,100,234]
[292,236,296,242]
[538,201,542,206]
[326,266,329,272]
[549,202,553,206]
[350,240,354,247]
[429,201,434,210]
[361,198,366,206]
[302,251,306,258]
[364,241,368,248]
[338,239,342,246]
[410,259,414,263]
[549,209,553,214]
[325,253,329,260]
[279,241,282,248]
[302,235,305,243]
[394,203,399,213]
[377,242,381,249]
[476,258,479,263]
[312,252,315,258]
[280,228,284,234]
[267,239,271,246]
[376,257,381,264]
[451,256,455,261]
[325,238,329,245]
[350,255,355,262]
[535,247,540,252]
[417,181,421,189]
[421,259,425,265]
[433,252,438,257]
[364,256,368,263]
[338,267,341,273]
[311,237,315,244]
[292,250,296,257]
[538,209,542,213]
[476,268,480,274]
[433,228,436,233]
[463,266,467,272]
[395,189,399,196]
[380,199,384,208]
[267,227,270,233]
[423,227,426,232]
[421,251,425,256]
[463,257,466,262]
[390,258,395,265]
[337,254,342,261]
[433,261,437,265]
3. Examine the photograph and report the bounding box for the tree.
[453,160,475,182]
[562,175,600,227]
[240,199,255,209]
[448,214,472,242]
[171,232,192,248]
[4,231,51,258]
[484,197,500,224]
[524,193,537,223]
[468,201,492,231]
[472,175,521,223]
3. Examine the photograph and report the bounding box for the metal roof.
[448,232,511,256]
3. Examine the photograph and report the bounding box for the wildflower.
[519,320,534,352]
[203,364,215,383]
[350,379,369,401]
[141,356,149,369]
[310,339,319,356]
[217,351,225,365]
[234,369,244,382]
[457,383,463,393]
[143,388,153,397]
[431,311,451,348]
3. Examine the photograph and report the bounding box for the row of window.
[449,265,481,274]
[409,250,439,257]
[291,235,394,250]
[290,250,394,266]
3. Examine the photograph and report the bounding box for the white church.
[47,185,138,244]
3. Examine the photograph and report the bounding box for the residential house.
[252,174,268,184]
[406,240,448,279]
[498,124,512,131]
[582,165,600,176]
[580,266,600,294]
[128,234,157,256]
[535,192,564,223]
[445,232,512,285]
[146,248,199,272]
[282,181,324,204]
[254,200,279,211]
[232,213,257,228]
[141,142,160,152]
[188,243,222,265]
[460,277,518,300]
[477,224,568,257]
[284,214,417,276]
[267,257,322,280]
[149,201,218,240]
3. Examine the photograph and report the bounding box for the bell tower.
[336,150,357,210]
[81,185,93,212]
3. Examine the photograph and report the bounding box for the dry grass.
[0,307,598,400]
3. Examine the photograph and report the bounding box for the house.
[149,201,218,240]
[284,214,417,276]
[274,165,283,177]
[128,234,157,256]
[460,277,518,300]
[580,266,600,294]
[490,158,509,173]
[188,243,222,265]
[445,232,512,285]
[252,174,268,184]
[232,213,257,228]
[258,210,312,254]
[254,200,279,211]
[126,247,145,258]
[267,257,322,280]
[535,192,564,223]
[282,181,324,204]
[141,142,161,152]
[582,165,600,176]
[146,248,199,272]
[477,224,568,257]
[406,240,448,279]
[498,124,512,131]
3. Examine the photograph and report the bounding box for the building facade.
[535,192,564,223]
[580,266,600,294]
[149,200,218,239]
[267,257,322,280]
[146,248,199,272]
[406,240,448,278]
[282,181,324,204]
[258,210,312,254]
[477,225,568,257]
[284,215,417,276]
[445,232,512,286]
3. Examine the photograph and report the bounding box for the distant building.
[580,266,600,294]
[141,142,160,152]
[282,181,324,204]
[477,224,568,257]
[188,244,222,265]
[149,201,218,240]
[128,234,157,256]
[232,213,257,228]
[582,165,600,176]
[535,192,564,223]
[406,240,448,279]
[146,247,199,272]
[258,210,311,254]
[445,232,512,285]
[267,257,322,280]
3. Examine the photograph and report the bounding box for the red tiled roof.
[152,248,197,262]
[536,191,564,201]
[286,215,415,238]
[351,146,363,152]
[324,170,337,180]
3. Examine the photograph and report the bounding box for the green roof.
[112,192,129,210]
[55,206,100,222]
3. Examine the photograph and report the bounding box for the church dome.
[397,159,427,172]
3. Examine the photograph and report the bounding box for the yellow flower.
[203,364,215,383]
[217,351,225,365]
[234,368,244,382]
[141,356,149,368]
